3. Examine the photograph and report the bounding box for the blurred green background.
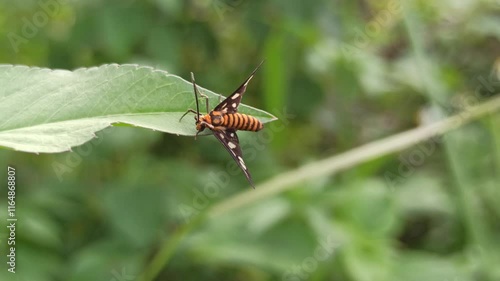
[1,0,500,280]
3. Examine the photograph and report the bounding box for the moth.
[180,62,264,188]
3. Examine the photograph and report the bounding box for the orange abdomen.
[223,113,263,131]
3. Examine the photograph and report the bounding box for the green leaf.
[0,64,277,153]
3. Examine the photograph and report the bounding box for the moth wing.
[214,61,264,114]
[212,129,255,188]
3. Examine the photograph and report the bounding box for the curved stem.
[140,94,500,281]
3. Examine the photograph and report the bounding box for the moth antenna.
[190,72,200,121]
[251,60,265,76]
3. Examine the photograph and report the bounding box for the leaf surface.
[0,64,277,153]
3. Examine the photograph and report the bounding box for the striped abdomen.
[223,113,263,131]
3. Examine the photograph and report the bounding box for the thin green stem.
[209,95,500,217]
[138,213,206,281]
[140,94,500,281]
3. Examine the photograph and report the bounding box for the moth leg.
[179,109,198,121]
[200,121,215,130]
[198,93,210,113]
[194,129,202,140]
[213,126,225,131]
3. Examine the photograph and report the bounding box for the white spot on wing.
[232,103,237,108]
[219,133,225,139]
[228,142,237,149]
[238,156,247,170]
[230,133,235,137]
[231,93,240,99]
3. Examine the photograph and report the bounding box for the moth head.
[195,122,205,131]
[196,114,209,131]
